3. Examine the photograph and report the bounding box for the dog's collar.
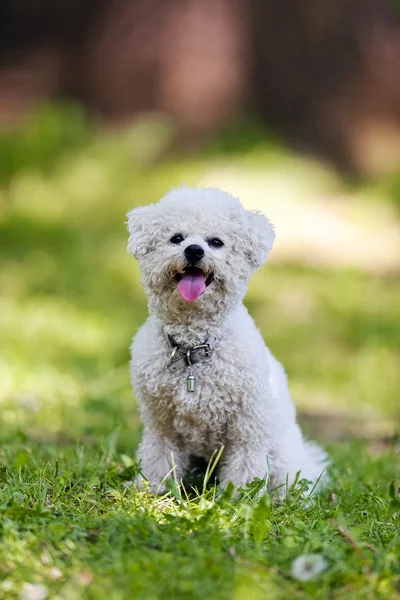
[165,332,216,375]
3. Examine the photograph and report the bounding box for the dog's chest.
[135,345,254,453]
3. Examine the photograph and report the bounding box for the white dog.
[127,187,327,494]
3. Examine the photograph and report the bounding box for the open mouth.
[174,266,214,302]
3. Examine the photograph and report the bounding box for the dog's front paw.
[220,472,256,494]
[220,475,269,498]
[220,456,270,496]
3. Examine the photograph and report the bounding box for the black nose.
[184,244,205,262]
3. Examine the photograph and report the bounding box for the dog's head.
[127,187,275,317]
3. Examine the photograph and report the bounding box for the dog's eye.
[170,234,184,244]
[207,237,224,248]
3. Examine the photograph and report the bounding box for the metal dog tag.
[187,371,196,392]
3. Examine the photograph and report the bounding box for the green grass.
[0,439,399,599]
[0,106,399,599]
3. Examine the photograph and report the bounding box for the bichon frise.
[127,187,327,495]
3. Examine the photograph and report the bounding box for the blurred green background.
[0,6,400,599]
[0,103,399,450]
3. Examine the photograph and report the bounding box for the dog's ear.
[245,210,275,267]
[127,205,155,259]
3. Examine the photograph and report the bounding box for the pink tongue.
[177,271,206,301]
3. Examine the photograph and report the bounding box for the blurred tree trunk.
[250,0,400,172]
[0,0,400,173]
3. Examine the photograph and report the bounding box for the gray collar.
[165,332,216,374]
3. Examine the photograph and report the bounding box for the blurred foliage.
[0,104,92,181]
[0,104,399,451]
[202,119,283,157]
[365,172,400,208]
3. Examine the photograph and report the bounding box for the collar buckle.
[167,339,212,374]
[191,343,211,359]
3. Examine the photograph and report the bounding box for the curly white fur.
[127,187,328,495]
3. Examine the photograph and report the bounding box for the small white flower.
[291,554,327,582]
[20,583,48,600]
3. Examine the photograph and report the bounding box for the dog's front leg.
[136,428,189,493]
[219,444,269,492]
